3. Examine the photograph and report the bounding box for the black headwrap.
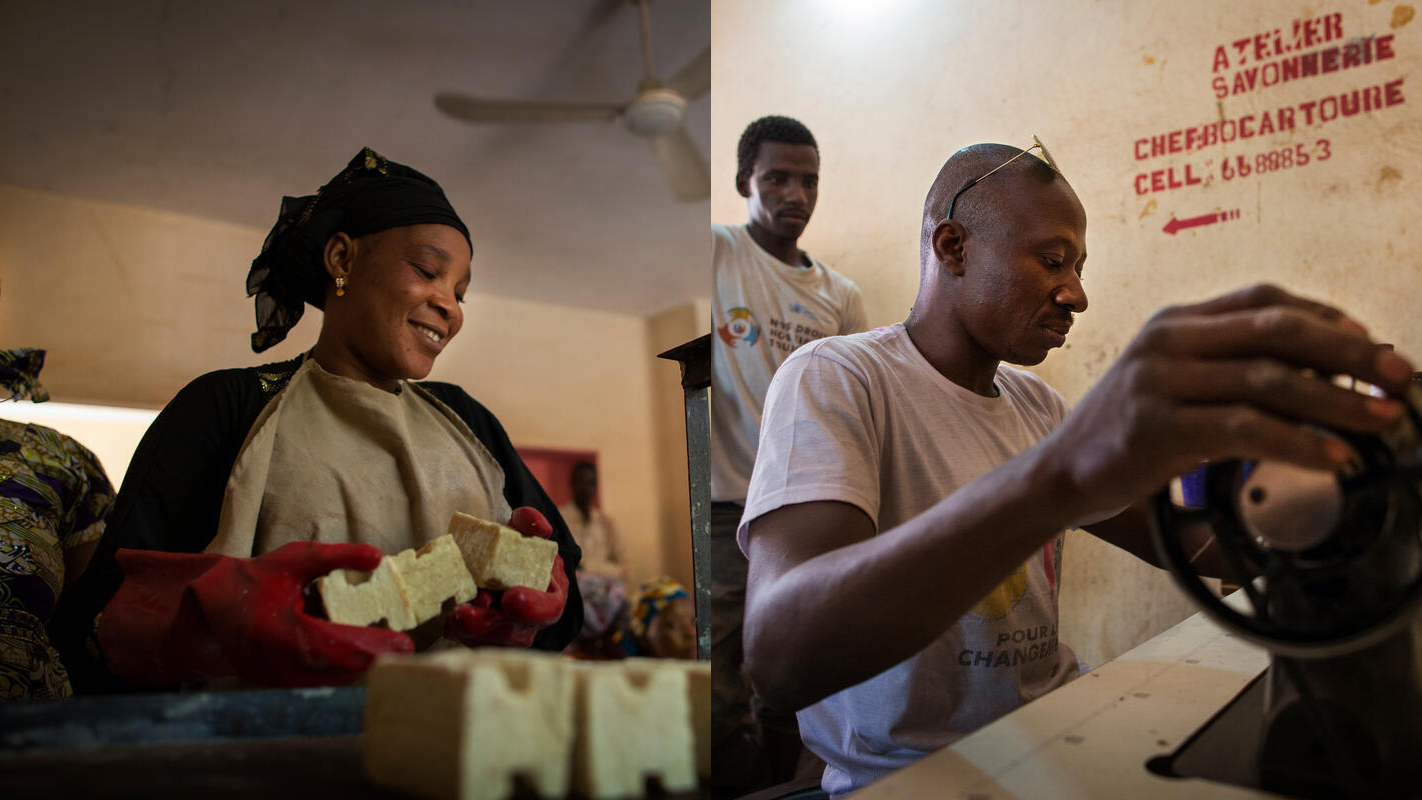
[246,147,472,352]
[0,348,48,402]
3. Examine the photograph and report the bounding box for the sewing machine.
[1148,379,1422,798]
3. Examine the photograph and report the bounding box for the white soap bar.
[389,534,478,625]
[448,512,557,591]
[570,660,698,798]
[627,658,712,779]
[364,649,576,800]
[314,556,417,631]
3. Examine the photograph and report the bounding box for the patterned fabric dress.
[0,419,115,698]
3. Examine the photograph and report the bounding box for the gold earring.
[335,275,346,297]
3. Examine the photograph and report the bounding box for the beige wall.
[713,0,1422,666]
[0,401,157,483]
[648,299,713,591]
[0,183,704,586]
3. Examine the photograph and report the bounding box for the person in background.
[712,114,867,791]
[615,576,695,660]
[559,461,628,658]
[0,348,115,698]
[559,461,625,579]
[53,148,581,692]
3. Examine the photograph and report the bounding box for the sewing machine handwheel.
[1151,457,1422,659]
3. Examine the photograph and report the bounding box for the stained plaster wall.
[712,0,1422,667]
[0,183,703,588]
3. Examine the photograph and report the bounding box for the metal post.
[657,334,711,660]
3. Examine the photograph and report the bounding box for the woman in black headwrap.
[54,149,582,691]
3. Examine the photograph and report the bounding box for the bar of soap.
[569,660,698,798]
[389,535,478,624]
[447,512,558,591]
[314,557,417,631]
[626,658,712,779]
[364,651,705,800]
[315,534,476,631]
[364,650,576,800]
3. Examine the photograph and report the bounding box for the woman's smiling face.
[322,223,472,389]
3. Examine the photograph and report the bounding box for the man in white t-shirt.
[739,142,1413,796]
[558,461,625,580]
[558,461,627,654]
[711,115,867,792]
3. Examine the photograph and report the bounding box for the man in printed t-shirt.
[737,140,1413,797]
[710,115,866,793]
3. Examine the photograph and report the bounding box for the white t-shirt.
[712,223,867,505]
[739,324,1080,797]
[557,503,623,578]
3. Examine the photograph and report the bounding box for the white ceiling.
[0,0,710,316]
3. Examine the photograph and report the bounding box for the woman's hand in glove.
[100,542,413,687]
[445,507,569,648]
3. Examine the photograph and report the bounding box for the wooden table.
[1,686,707,800]
[848,607,1277,799]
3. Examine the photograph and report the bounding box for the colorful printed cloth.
[577,571,628,638]
[0,419,115,698]
[0,348,49,403]
[615,576,690,657]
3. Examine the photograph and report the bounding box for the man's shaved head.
[919,143,1064,268]
[906,141,1088,380]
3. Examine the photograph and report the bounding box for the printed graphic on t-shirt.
[789,301,826,325]
[957,622,1061,668]
[970,540,1060,620]
[971,564,1026,620]
[763,316,828,354]
[961,539,1064,668]
[717,307,761,348]
[1044,537,1060,595]
[718,305,831,355]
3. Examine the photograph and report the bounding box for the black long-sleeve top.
[51,356,582,693]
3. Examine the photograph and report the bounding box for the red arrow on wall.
[1163,209,1240,235]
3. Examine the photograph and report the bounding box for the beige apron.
[207,357,511,557]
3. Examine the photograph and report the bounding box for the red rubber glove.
[445,507,570,648]
[98,542,414,687]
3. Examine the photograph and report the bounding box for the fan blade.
[652,126,710,202]
[435,92,623,124]
[665,47,710,101]
[578,0,625,34]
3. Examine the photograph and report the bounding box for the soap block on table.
[570,660,698,798]
[626,658,712,779]
[363,649,576,800]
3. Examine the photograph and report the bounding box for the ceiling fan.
[435,0,710,203]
